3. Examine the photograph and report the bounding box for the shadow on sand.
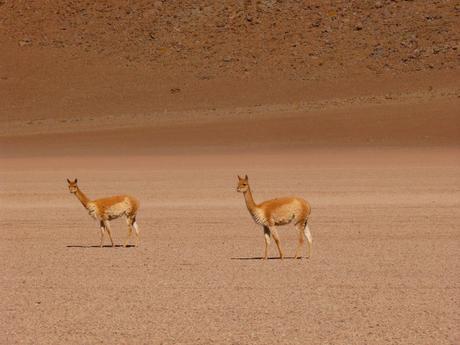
[66,244,136,248]
[230,256,302,260]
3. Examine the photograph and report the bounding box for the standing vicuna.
[236,175,312,260]
[67,178,140,247]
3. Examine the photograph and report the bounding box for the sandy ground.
[1,150,459,345]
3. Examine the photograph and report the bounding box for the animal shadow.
[66,244,135,248]
[230,256,301,260]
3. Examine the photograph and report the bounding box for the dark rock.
[18,39,32,47]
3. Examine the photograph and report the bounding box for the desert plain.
[1,1,460,345]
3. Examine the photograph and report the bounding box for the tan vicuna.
[237,175,312,260]
[67,178,140,247]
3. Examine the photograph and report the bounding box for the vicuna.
[237,175,312,260]
[67,178,140,247]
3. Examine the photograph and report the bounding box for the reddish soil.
[1,1,459,345]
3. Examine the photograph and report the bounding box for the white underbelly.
[106,201,129,219]
[271,204,299,225]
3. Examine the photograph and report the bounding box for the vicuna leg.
[270,227,284,259]
[99,221,105,248]
[263,226,271,260]
[132,218,140,247]
[303,222,312,259]
[294,223,305,259]
[124,217,133,247]
[103,220,115,247]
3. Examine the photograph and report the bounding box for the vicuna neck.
[243,187,257,213]
[75,187,90,208]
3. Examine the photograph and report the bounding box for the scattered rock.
[18,39,32,47]
[170,88,181,94]
[2,2,457,79]
[370,46,384,58]
[425,15,442,21]
[311,19,321,28]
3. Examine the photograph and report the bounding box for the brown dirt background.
[1,1,460,345]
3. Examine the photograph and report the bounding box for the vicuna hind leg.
[294,223,305,259]
[303,221,312,259]
[124,216,134,247]
[132,217,140,247]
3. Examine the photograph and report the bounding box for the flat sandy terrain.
[1,150,459,345]
[1,1,460,344]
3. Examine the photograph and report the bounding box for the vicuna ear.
[67,178,71,184]
[245,174,248,180]
[237,175,242,180]
[74,178,78,183]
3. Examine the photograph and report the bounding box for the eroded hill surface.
[2,0,459,80]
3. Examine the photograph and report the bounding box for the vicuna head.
[237,175,249,193]
[67,178,78,194]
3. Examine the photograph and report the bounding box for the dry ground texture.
[1,152,459,345]
[1,1,460,344]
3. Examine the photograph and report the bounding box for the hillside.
[0,1,459,152]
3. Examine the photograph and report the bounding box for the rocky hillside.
[1,0,459,80]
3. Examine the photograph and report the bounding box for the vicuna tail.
[132,217,139,234]
[303,219,312,258]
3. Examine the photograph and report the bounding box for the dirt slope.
[2,0,459,79]
[1,1,459,141]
